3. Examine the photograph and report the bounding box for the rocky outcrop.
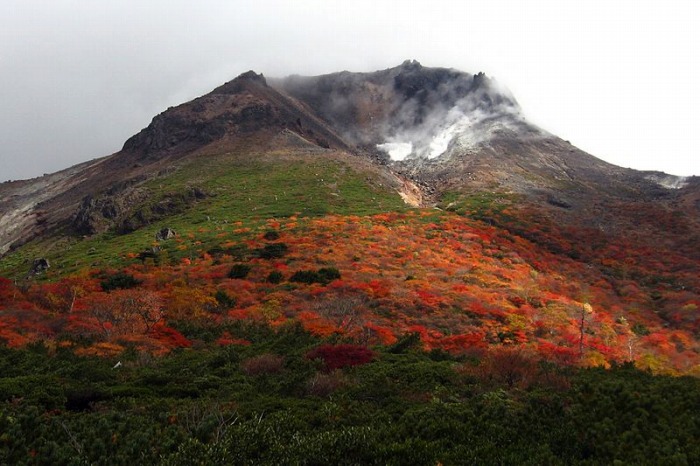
[73,185,208,236]
[73,186,150,235]
[117,187,208,234]
[122,112,227,155]
[155,228,176,241]
[28,258,49,275]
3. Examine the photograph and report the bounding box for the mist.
[1,1,697,182]
[375,72,527,161]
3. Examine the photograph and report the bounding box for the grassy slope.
[0,150,407,280]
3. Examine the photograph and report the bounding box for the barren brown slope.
[274,61,676,200]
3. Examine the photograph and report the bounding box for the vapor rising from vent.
[274,62,546,164]
[375,73,531,162]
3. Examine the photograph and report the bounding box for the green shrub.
[290,267,340,285]
[263,230,280,241]
[224,244,250,261]
[255,243,288,259]
[388,332,422,354]
[214,290,236,310]
[100,272,142,291]
[267,271,284,284]
[317,267,340,283]
[632,323,650,336]
[228,264,251,279]
[206,246,226,258]
[290,270,320,284]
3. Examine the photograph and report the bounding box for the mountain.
[2,60,694,255]
[3,60,700,463]
[0,70,351,255]
[0,61,699,374]
[275,61,697,236]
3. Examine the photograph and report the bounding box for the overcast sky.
[1,0,697,182]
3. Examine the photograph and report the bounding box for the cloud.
[0,1,697,181]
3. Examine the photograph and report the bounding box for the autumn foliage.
[0,207,698,374]
[306,344,375,371]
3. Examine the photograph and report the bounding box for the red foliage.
[149,324,192,348]
[0,277,17,304]
[405,325,444,346]
[306,344,375,371]
[437,333,488,352]
[0,320,30,347]
[537,340,578,365]
[296,311,338,337]
[228,308,252,320]
[416,289,443,308]
[363,323,397,345]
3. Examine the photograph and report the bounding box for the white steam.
[376,142,413,161]
[376,76,526,162]
[427,110,472,158]
[376,103,524,162]
[645,174,689,190]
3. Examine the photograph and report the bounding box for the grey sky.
[1,0,697,182]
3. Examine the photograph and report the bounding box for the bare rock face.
[73,186,150,236]
[121,112,228,155]
[0,159,106,256]
[273,60,521,156]
[121,70,348,158]
[155,228,176,241]
[120,72,271,156]
[29,258,49,275]
[73,185,209,237]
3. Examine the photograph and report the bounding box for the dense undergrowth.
[1,322,699,465]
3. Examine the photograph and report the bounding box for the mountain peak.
[237,70,267,82]
[470,71,488,88]
[211,70,268,95]
[275,62,523,165]
[399,59,422,69]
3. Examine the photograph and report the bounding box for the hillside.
[1,63,697,370]
[0,61,699,463]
